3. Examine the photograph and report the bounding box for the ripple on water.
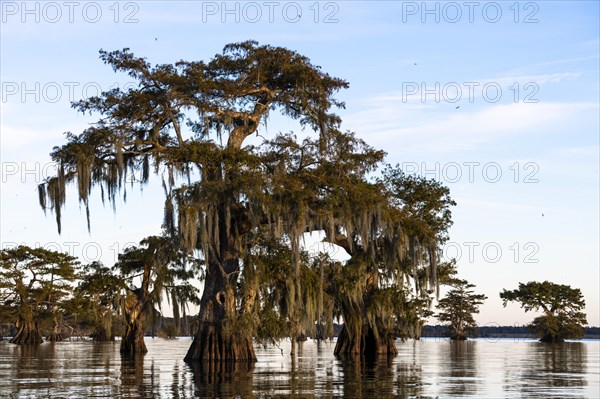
[0,337,598,398]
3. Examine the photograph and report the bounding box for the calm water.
[0,337,598,398]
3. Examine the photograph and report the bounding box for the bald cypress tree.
[72,262,125,341]
[500,281,587,343]
[436,279,487,340]
[0,246,78,344]
[330,167,456,357]
[38,41,349,363]
[115,235,199,355]
[38,42,456,362]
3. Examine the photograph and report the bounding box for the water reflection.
[3,342,121,398]
[506,342,588,398]
[188,360,254,398]
[439,340,480,397]
[120,354,150,398]
[0,338,598,398]
[13,343,58,397]
[338,356,398,398]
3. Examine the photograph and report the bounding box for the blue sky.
[1,1,598,326]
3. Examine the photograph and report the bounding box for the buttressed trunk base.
[46,332,64,342]
[10,321,43,344]
[184,321,256,363]
[334,325,398,358]
[47,321,63,342]
[540,334,564,343]
[184,261,256,363]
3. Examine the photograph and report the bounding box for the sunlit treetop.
[38,40,349,234]
[500,281,586,314]
[500,280,588,342]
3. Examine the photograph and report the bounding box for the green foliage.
[436,279,487,340]
[381,166,456,290]
[67,261,125,339]
[382,165,455,240]
[529,312,587,342]
[39,41,349,235]
[0,246,79,331]
[36,41,459,356]
[500,281,587,342]
[238,236,334,343]
[328,164,456,351]
[115,235,200,320]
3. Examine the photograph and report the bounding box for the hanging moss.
[37,42,457,363]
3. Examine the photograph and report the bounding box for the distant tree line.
[421,325,600,339]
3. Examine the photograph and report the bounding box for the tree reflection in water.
[188,360,254,398]
[14,344,56,394]
[5,341,125,397]
[184,340,418,398]
[439,340,480,397]
[119,354,160,398]
[509,342,588,398]
[1,338,597,397]
[339,353,427,398]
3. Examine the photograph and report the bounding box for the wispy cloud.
[357,72,582,107]
[555,146,600,156]
[484,72,581,87]
[345,102,598,152]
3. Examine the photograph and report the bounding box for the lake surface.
[0,337,598,398]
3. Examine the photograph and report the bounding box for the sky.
[1,1,598,327]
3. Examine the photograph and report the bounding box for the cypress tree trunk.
[185,201,256,364]
[47,327,63,342]
[91,309,113,341]
[121,312,147,355]
[540,334,564,343]
[47,332,63,341]
[184,253,256,363]
[10,320,43,344]
[121,295,148,355]
[450,321,467,340]
[291,334,296,357]
[334,325,397,357]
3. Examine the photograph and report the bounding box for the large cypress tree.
[38,41,350,363]
[38,41,456,362]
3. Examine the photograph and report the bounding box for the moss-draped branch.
[37,42,458,357]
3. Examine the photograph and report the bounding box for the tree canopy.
[500,281,587,343]
[0,246,79,343]
[115,235,200,354]
[37,41,458,362]
[436,279,487,340]
[70,261,125,341]
[38,40,349,234]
